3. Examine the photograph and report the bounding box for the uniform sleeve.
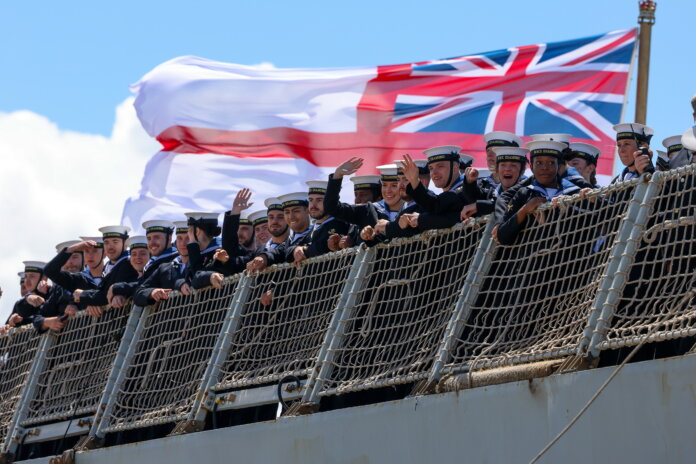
[133,265,165,307]
[222,213,247,257]
[417,211,460,232]
[111,281,140,299]
[44,249,85,292]
[497,189,535,246]
[305,220,350,258]
[406,183,439,212]
[79,261,138,307]
[325,175,377,228]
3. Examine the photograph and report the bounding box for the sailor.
[291,180,350,263]
[141,220,178,279]
[611,123,655,183]
[255,197,290,253]
[530,134,593,188]
[5,261,49,329]
[32,240,83,333]
[350,174,382,205]
[108,235,151,307]
[44,236,105,292]
[497,140,581,245]
[185,212,223,276]
[18,271,27,297]
[74,225,138,316]
[403,147,475,215]
[459,146,529,220]
[323,158,389,245]
[246,192,315,271]
[414,159,432,188]
[458,153,475,175]
[566,142,601,187]
[483,131,523,185]
[134,221,192,306]
[327,173,381,250]
[683,125,696,154]
[656,151,671,172]
[248,210,271,249]
[662,135,692,169]
[238,211,256,252]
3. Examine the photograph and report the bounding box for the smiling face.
[497,161,523,190]
[103,237,125,262]
[84,246,104,269]
[129,248,150,273]
[254,222,271,245]
[267,210,288,238]
[146,231,169,257]
[531,156,559,187]
[237,224,254,248]
[428,160,456,189]
[381,180,401,209]
[283,206,310,233]
[567,157,596,183]
[486,147,498,173]
[175,232,190,257]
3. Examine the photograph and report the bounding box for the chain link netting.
[0,326,41,449]
[102,277,240,433]
[316,222,485,396]
[446,179,640,373]
[596,166,696,352]
[22,306,132,427]
[214,248,357,392]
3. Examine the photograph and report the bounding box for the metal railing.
[2,167,695,457]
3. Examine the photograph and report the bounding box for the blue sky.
[1,0,694,136]
[0,0,693,319]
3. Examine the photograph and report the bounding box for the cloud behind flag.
[122,28,636,230]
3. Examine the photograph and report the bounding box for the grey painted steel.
[215,380,306,412]
[22,416,92,444]
[192,274,251,421]
[2,335,54,455]
[299,246,370,403]
[425,219,497,385]
[577,177,648,356]
[587,173,662,358]
[304,246,377,404]
[90,305,148,439]
[71,353,696,464]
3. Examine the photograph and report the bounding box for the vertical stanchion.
[1,333,54,458]
[300,246,376,406]
[297,247,369,407]
[421,219,497,391]
[577,179,649,356]
[587,173,662,359]
[84,305,147,444]
[187,273,253,426]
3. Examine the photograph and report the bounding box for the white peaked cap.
[349,175,381,185]
[484,131,523,146]
[376,164,399,176]
[264,197,282,208]
[613,123,654,137]
[530,133,571,145]
[526,140,567,153]
[99,225,131,236]
[569,142,601,158]
[79,235,104,244]
[682,126,696,151]
[459,153,475,165]
[55,240,80,252]
[248,210,268,224]
[142,220,175,232]
[172,221,189,232]
[126,235,148,249]
[491,146,530,159]
[423,145,461,158]
[23,261,46,272]
[184,212,219,221]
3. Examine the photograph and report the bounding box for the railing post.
[586,174,662,359]
[576,178,651,356]
[1,333,54,457]
[421,218,498,390]
[85,305,146,443]
[299,245,376,406]
[188,274,254,425]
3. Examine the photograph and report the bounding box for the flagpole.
[634,1,656,124]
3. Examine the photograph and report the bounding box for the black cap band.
[187,217,218,227]
[530,148,562,158]
[267,203,283,212]
[281,199,308,209]
[129,243,148,250]
[496,154,527,163]
[486,139,519,149]
[308,187,327,195]
[146,226,173,235]
[667,144,683,155]
[24,266,43,273]
[252,217,268,227]
[103,232,128,240]
[239,219,252,226]
[426,153,460,164]
[175,227,188,234]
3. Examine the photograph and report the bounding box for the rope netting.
[0,326,41,449]
[214,248,357,392]
[22,306,132,426]
[316,222,486,397]
[446,179,640,373]
[102,277,240,433]
[596,166,696,352]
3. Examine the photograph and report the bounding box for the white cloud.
[0,98,159,321]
